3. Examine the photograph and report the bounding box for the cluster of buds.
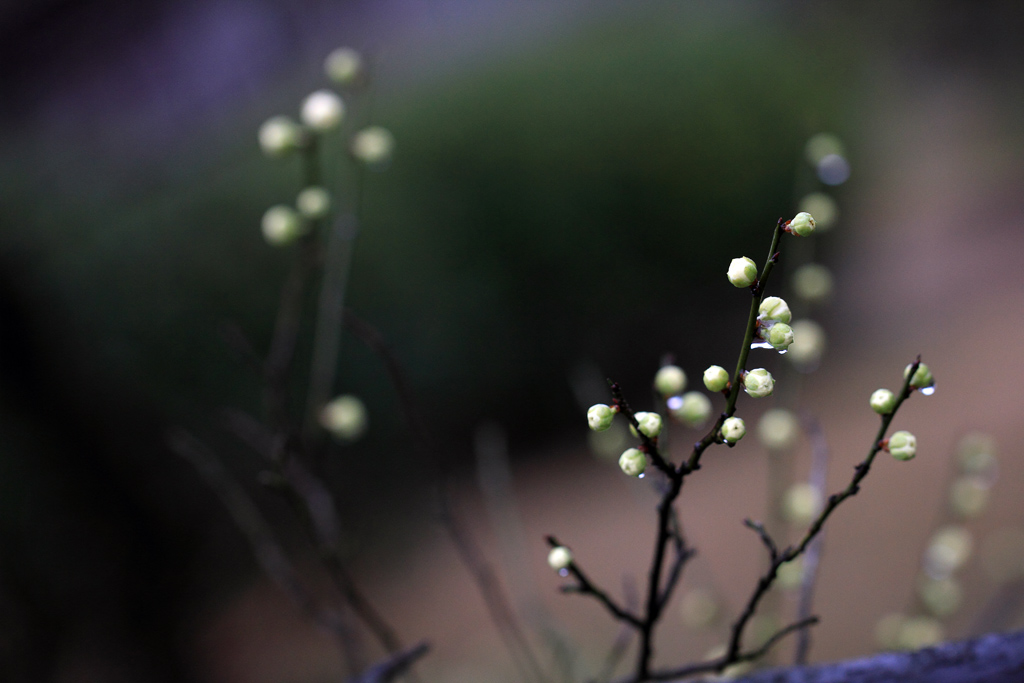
[755,296,795,352]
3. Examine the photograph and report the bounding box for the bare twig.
[347,642,430,683]
[546,536,643,629]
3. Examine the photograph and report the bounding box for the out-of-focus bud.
[319,394,368,441]
[875,613,906,650]
[776,557,804,590]
[672,392,712,428]
[727,257,758,288]
[324,47,363,85]
[897,616,943,650]
[768,323,794,352]
[547,546,572,571]
[798,193,838,231]
[887,430,917,461]
[870,389,896,415]
[301,90,345,131]
[587,404,616,432]
[296,186,331,219]
[262,205,304,245]
[757,408,799,451]
[925,525,973,578]
[258,115,301,157]
[758,296,791,324]
[630,412,663,439]
[720,417,746,444]
[679,588,719,629]
[703,365,730,392]
[782,483,823,525]
[957,433,997,475]
[918,576,962,617]
[805,133,845,166]
[619,448,647,477]
[792,263,834,303]
[743,368,774,398]
[788,212,816,237]
[786,320,826,371]
[949,475,991,519]
[654,364,687,397]
[351,126,395,165]
[904,363,935,391]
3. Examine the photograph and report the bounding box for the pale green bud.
[743,368,774,398]
[949,475,990,519]
[792,263,833,303]
[782,483,822,525]
[587,404,616,432]
[672,392,712,428]
[789,211,816,236]
[258,115,301,157]
[874,613,906,650]
[351,126,395,165]
[630,412,663,439]
[887,430,917,461]
[319,394,368,441]
[957,433,997,474]
[703,365,729,392]
[918,576,962,617]
[296,186,331,219]
[619,448,646,477]
[925,525,972,577]
[757,408,799,451]
[805,133,845,165]
[679,588,719,629]
[775,557,804,590]
[547,546,572,571]
[767,323,794,351]
[301,90,345,131]
[798,193,838,231]
[720,417,746,444]
[904,363,935,390]
[786,320,826,370]
[261,205,304,246]
[870,389,896,415]
[654,364,687,396]
[897,616,943,650]
[758,296,792,324]
[727,257,758,288]
[324,47,363,85]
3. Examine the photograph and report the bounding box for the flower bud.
[957,433,997,475]
[547,545,572,571]
[758,296,791,324]
[319,394,368,441]
[720,417,746,444]
[897,616,943,650]
[727,257,758,288]
[619,448,646,477]
[949,475,990,519]
[703,365,729,392]
[296,186,331,219]
[791,263,833,303]
[301,90,345,131]
[874,613,906,650]
[776,557,804,590]
[887,430,917,461]
[324,47,363,85]
[918,576,962,617]
[904,363,934,390]
[672,392,712,428]
[767,323,794,352]
[757,408,799,451]
[782,483,822,525]
[630,412,663,439]
[351,126,395,165]
[786,320,826,371]
[587,404,616,432]
[654,364,687,397]
[869,388,896,415]
[262,205,304,245]
[258,115,301,157]
[788,211,816,236]
[798,193,838,231]
[743,368,774,398]
[925,525,972,577]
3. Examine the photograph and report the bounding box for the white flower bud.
[319,394,368,441]
[351,126,395,165]
[547,545,572,571]
[757,408,799,451]
[904,363,934,390]
[743,368,774,398]
[758,296,791,324]
[258,115,301,157]
[296,186,331,219]
[619,448,646,477]
[703,365,729,392]
[262,205,304,246]
[782,483,822,525]
[720,417,746,444]
[324,47,363,85]
[949,475,990,519]
[925,525,972,577]
[301,90,345,131]
[630,412,663,439]
[792,263,833,303]
[786,320,826,371]
[679,588,719,629]
[727,257,758,288]
[654,364,687,396]
[887,430,916,461]
[767,322,794,351]
[672,392,712,428]
[918,576,962,617]
[587,404,616,432]
[798,193,838,231]
[775,557,804,590]
[788,212,816,237]
[897,616,943,650]
[869,388,896,415]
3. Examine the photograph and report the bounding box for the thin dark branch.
[594,577,640,683]
[656,510,694,613]
[744,519,779,564]
[608,382,674,477]
[347,642,430,683]
[547,536,643,629]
